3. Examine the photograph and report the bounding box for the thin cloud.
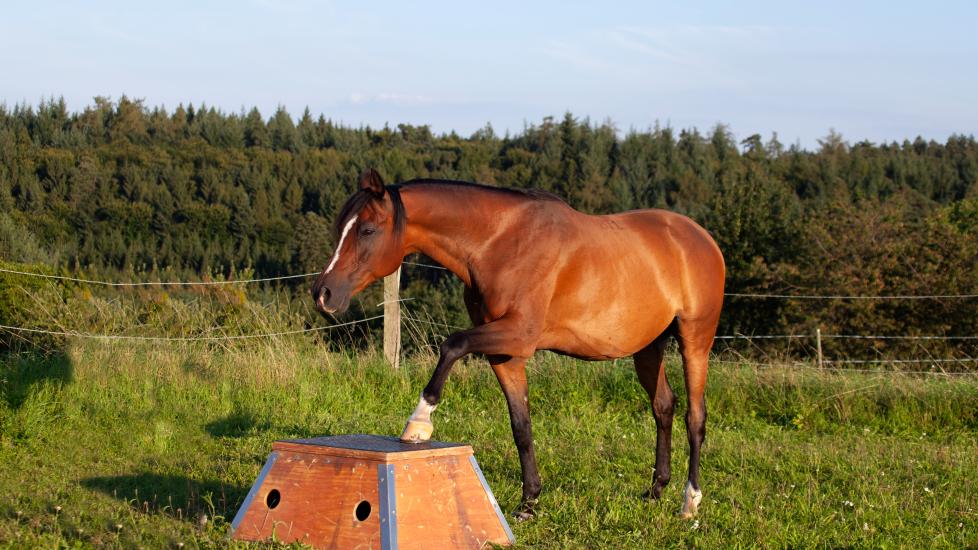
[620,24,782,47]
[348,92,436,106]
[604,28,681,62]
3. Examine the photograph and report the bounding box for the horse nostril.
[317,287,332,310]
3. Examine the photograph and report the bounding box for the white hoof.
[399,419,433,443]
[400,394,436,443]
[680,481,702,519]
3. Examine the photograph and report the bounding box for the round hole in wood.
[266,489,281,509]
[355,500,371,521]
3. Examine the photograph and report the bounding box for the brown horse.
[312,169,725,519]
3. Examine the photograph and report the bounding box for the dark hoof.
[642,483,666,500]
[513,500,538,522]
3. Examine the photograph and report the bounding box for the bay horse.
[312,169,725,519]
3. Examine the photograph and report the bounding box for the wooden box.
[230,434,514,549]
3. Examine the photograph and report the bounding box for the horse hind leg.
[675,315,716,519]
[633,333,675,500]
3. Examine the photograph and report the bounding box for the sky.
[2,1,977,148]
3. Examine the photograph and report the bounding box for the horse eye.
[360,226,376,236]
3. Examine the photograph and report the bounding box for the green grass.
[1,338,977,548]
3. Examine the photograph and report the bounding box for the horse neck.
[400,185,514,287]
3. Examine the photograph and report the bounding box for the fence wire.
[6,265,978,300]
[0,267,318,286]
[2,264,977,371]
[0,315,383,342]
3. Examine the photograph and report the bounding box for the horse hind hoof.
[680,481,703,519]
[641,482,667,500]
[513,505,536,522]
[399,419,433,443]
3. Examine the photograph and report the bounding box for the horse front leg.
[489,355,540,520]
[399,332,467,442]
[399,316,537,442]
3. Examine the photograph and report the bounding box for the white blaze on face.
[408,394,437,423]
[325,215,358,275]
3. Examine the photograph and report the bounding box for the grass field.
[1,337,977,548]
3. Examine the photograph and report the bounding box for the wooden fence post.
[816,327,823,369]
[383,267,401,369]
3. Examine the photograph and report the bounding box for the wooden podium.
[230,434,514,549]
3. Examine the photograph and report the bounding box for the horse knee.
[422,334,470,403]
[439,333,468,362]
[652,391,675,425]
[685,404,707,442]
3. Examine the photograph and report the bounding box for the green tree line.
[1,97,977,361]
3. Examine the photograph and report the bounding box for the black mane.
[397,178,566,203]
[334,178,562,239]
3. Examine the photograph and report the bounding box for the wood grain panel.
[233,452,381,549]
[393,455,511,549]
[232,436,512,548]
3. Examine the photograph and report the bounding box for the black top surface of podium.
[279,433,467,454]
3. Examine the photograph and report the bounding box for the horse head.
[312,169,406,315]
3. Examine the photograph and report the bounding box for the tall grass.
[0,284,976,547]
[1,330,976,547]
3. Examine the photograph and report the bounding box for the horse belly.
[539,297,675,360]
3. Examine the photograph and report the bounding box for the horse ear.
[358,169,385,198]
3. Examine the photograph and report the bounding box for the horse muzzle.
[314,284,351,315]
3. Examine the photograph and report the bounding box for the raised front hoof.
[399,419,433,443]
